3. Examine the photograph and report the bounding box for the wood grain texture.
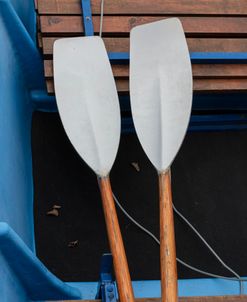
[99,177,135,302]
[44,60,129,78]
[41,37,247,55]
[159,171,178,302]
[37,0,247,15]
[46,79,129,94]
[46,78,130,94]
[194,79,247,92]
[46,78,247,94]
[52,296,247,302]
[40,15,247,36]
[191,65,247,78]
[44,60,247,79]
[37,0,247,94]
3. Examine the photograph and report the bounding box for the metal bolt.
[86,16,91,21]
[108,292,114,300]
[107,285,114,292]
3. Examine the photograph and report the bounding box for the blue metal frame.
[96,254,117,302]
[108,52,247,64]
[81,0,94,36]
[190,52,247,64]
[67,278,246,299]
[32,92,247,133]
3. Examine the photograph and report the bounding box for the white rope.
[112,192,246,294]
[99,0,104,37]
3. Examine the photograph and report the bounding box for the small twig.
[46,204,62,216]
[46,209,59,216]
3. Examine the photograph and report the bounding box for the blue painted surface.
[0,0,45,90]
[108,52,247,63]
[121,114,247,133]
[0,3,35,300]
[1,0,247,301]
[119,93,247,112]
[31,90,58,112]
[67,278,246,299]
[1,0,36,41]
[31,90,247,118]
[190,52,247,64]
[0,223,81,300]
[31,89,247,132]
[81,0,94,36]
[95,254,117,302]
[0,1,81,301]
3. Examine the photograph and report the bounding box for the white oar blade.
[53,37,121,177]
[130,18,192,172]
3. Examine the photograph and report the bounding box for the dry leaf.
[131,162,140,172]
[68,240,79,248]
[53,205,61,209]
[46,209,59,217]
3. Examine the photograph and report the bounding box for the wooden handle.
[99,176,135,302]
[159,171,178,302]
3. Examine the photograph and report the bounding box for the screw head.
[108,292,114,300]
[107,285,114,292]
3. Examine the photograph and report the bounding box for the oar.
[53,36,135,302]
[130,18,192,302]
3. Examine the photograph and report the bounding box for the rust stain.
[48,16,61,25]
[129,17,137,28]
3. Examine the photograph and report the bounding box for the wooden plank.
[40,16,247,36]
[46,78,129,94]
[194,79,247,92]
[44,60,129,78]
[42,37,128,54]
[41,37,247,55]
[46,79,55,94]
[53,296,247,302]
[37,32,43,48]
[46,78,247,94]
[44,60,247,79]
[37,0,247,15]
[192,65,247,78]
[40,15,84,34]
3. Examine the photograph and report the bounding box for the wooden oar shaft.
[99,176,135,302]
[159,171,178,302]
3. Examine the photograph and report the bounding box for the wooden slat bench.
[36,0,247,95]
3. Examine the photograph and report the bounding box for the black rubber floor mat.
[32,111,247,282]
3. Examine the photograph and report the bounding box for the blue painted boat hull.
[0,1,247,301]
